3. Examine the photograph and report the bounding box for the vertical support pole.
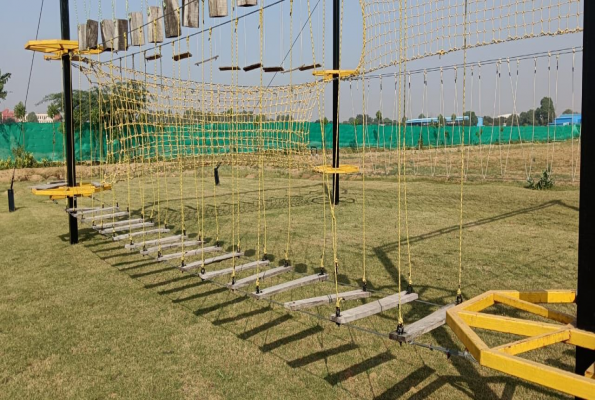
[576,0,595,378]
[60,0,79,244]
[331,0,340,205]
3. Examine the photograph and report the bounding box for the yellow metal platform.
[313,165,360,174]
[32,182,112,200]
[446,290,595,399]
[312,69,358,82]
[25,39,104,60]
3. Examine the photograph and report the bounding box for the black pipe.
[60,0,78,244]
[331,0,340,205]
[576,0,595,378]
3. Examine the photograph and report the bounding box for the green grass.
[0,167,580,399]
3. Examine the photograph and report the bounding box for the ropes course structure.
[23,0,594,398]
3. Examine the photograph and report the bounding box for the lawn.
[0,146,580,399]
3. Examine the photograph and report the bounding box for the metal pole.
[331,0,340,205]
[576,0,595,378]
[60,0,79,244]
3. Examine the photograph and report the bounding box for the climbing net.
[80,59,323,180]
[359,0,583,73]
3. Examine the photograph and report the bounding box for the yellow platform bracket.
[446,290,595,399]
[32,182,112,201]
[312,69,359,82]
[24,39,104,60]
[313,165,360,174]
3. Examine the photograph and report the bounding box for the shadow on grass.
[194,295,247,316]
[238,314,293,340]
[260,324,324,353]
[287,342,359,368]
[324,351,394,386]
[375,365,435,400]
[143,274,194,289]
[213,305,272,326]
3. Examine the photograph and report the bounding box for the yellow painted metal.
[312,69,358,81]
[482,350,595,399]
[587,363,595,379]
[446,290,595,399]
[32,182,112,200]
[493,292,575,324]
[313,165,360,174]
[492,329,571,355]
[26,39,104,59]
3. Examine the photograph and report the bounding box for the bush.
[527,168,554,190]
[11,146,37,168]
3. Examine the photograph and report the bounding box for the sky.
[0,0,584,119]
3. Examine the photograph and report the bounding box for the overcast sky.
[0,0,583,119]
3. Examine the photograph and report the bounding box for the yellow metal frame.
[313,165,360,174]
[32,182,112,200]
[312,69,358,82]
[446,290,595,399]
[25,39,104,60]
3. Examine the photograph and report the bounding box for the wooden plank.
[140,239,203,255]
[219,66,240,71]
[145,53,162,61]
[78,24,88,50]
[66,206,93,212]
[263,66,284,72]
[147,6,164,43]
[81,211,128,221]
[284,289,371,311]
[251,273,329,300]
[237,0,257,6]
[298,63,321,71]
[128,12,144,46]
[100,19,116,51]
[173,51,192,61]
[195,55,218,66]
[100,222,154,234]
[198,259,269,280]
[243,62,262,71]
[156,245,221,261]
[182,0,199,28]
[389,304,455,343]
[163,0,181,38]
[181,252,244,272]
[33,182,66,190]
[75,205,119,217]
[125,234,186,249]
[86,19,99,49]
[227,265,293,290]
[113,228,170,241]
[92,218,143,229]
[114,19,129,51]
[330,291,419,325]
[208,0,227,18]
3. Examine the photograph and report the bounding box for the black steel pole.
[576,0,595,378]
[60,0,78,244]
[331,0,340,205]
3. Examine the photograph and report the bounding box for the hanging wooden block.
[263,66,284,73]
[209,0,228,18]
[78,24,88,51]
[219,66,240,71]
[128,12,144,46]
[100,19,116,51]
[86,19,99,49]
[173,52,192,61]
[299,63,322,71]
[114,19,129,51]
[237,0,257,6]
[145,53,162,61]
[163,0,181,38]
[195,55,218,66]
[243,63,262,71]
[182,0,199,28]
[147,6,164,43]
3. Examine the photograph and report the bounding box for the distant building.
[549,114,581,126]
[1,108,15,122]
[36,113,54,123]
[405,116,471,126]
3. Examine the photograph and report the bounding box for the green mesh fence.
[0,122,581,162]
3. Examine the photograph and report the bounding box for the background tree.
[0,70,11,102]
[418,113,426,119]
[26,112,38,123]
[47,103,60,120]
[14,102,26,121]
[463,110,478,126]
[483,115,494,126]
[437,114,446,126]
[375,110,383,123]
[451,113,457,123]
[562,108,576,115]
[534,96,556,125]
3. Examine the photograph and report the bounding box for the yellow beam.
[32,183,112,198]
[313,165,360,174]
[482,350,595,399]
[587,363,595,379]
[496,290,576,304]
[493,292,576,324]
[461,291,495,312]
[492,328,571,355]
[568,328,595,350]
[457,311,562,337]
[312,69,358,82]
[25,39,78,54]
[445,310,488,361]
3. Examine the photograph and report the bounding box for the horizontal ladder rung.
[251,273,328,300]
[389,303,455,343]
[112,228,170,241]
[330,291,418,325]
[140,240,203,255]
[181,252,244,272]
[284,289,371,311]
[198,260,269,280]
[125,234,186,249]
[227,265,293,290]
[157,246,221,261]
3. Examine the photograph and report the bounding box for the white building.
[36,113,54,123]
